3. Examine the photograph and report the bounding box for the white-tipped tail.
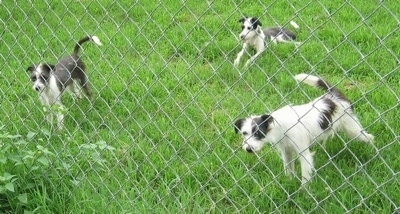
[290,21,300,29]
[91,36,103,46]
[294,73,321,87]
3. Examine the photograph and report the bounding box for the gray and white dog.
[234,73,374,186]
[27,35,102,130]
[234,17,301,67]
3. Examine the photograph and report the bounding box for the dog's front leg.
[234,43,248,67]
[44,108,53,123]
[56,112,64,131]
[44,107,53,123]
[245,51,262,67]
[245,44,264,67]
[281,148,295,178]
[39,94,53,123]
[299,150,315,186]
[53,98,66,131]
[55,104,65,131]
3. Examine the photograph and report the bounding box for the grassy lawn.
[0,0,399,213]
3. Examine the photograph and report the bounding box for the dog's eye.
[247,26,251,30]
[253,130,267,140]
[30,76,36,81]
[242,132,248,136]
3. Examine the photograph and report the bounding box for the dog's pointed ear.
[255,19,262,27]
[250,17,262,28]
[43,63,55,71]
[260,114,273,124]
[238,17,246,23]
[26,65,35,72]
[234,118,245,134]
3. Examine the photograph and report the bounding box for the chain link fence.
[1,0,399,213]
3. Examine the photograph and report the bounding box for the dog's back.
[263,21,300,41]
[54,35,102,95]
[263,27,296,40]
[54,55,86,84]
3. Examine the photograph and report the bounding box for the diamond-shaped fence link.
[1,0,399,213]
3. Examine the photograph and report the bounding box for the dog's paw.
[56,125,64,132]
[360,131,374,143]
[74,94,83,100]
[233,59,240,67]
[365,133,375,143]
[244,60,252,67]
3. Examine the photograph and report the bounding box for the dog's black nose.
[245,146,253,153]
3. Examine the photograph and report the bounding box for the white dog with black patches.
[234,74,374,186]
[233,17,301,67]
[27,35,102,130]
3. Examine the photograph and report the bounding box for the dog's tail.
[289,21,300,30]
[294,73,348,100]
[287,21,301,46]
[73,35,102,55]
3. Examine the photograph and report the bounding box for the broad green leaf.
[26,132,36,140]
[18,193,28,204]
[41,128,51,137]
[5,182,14,192]
[0,157,7,163]
[3,172,15,180]
[37,156,49,166]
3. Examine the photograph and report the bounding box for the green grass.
[0,0,399,213]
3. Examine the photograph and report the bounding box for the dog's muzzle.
[245,145,254,153]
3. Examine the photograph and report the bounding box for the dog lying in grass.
[234,16,301,67]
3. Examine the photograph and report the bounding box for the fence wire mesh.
[1,0,399,213]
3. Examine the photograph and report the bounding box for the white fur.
[91,36,103,46]
[235,74,374,186]
[289,21,300,29]
[294,73,320,86]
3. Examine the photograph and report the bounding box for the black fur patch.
[234,118,245,134]
[317,79,352,107]
[238,17,247,23]
[249,17,262,30]
[251,114,272,140]
[316,79,330,91]
[319,99,337,130]
[26,65,35,72]
[42,63,55,72]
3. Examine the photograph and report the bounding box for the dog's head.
[238,17,263,41]
[26,63,55,92]
[234,114,274,153]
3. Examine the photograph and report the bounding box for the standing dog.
[234,74,374,186]
[27,35,102,130]
[233,17,300,67]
